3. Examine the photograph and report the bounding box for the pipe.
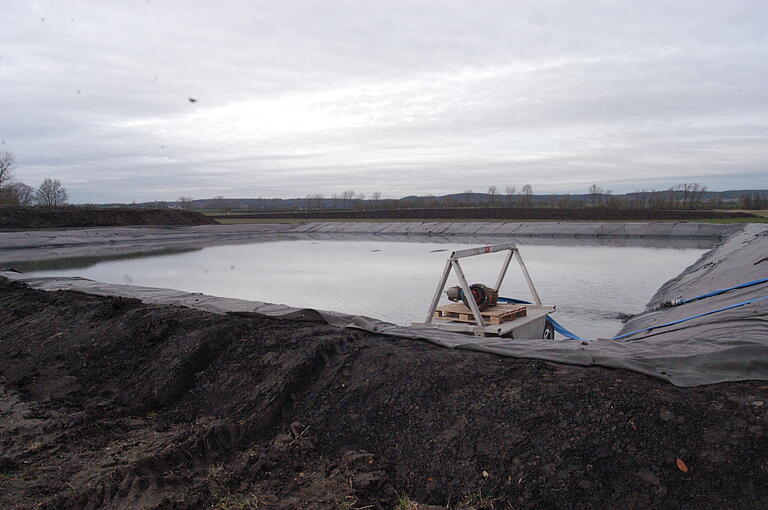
[500,278,768,341]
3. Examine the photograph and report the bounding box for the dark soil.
[0,207,218,229]
[211,206,756,222]
[1,278,767,509]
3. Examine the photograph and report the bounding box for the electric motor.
[446,283,499,310]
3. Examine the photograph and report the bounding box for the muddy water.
[18,238,709,339]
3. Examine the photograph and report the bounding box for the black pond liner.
[1,221,765,387]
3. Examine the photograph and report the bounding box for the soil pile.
[1,278,767,509]
[0,207,217,229]
[212,207,756,222]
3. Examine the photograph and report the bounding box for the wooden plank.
[437,303,527,317]
[434,303,527,324]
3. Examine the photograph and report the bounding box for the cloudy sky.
[2,1,766,203]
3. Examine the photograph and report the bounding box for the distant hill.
[92,189,768,211]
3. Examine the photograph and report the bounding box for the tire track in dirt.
[2,278,768,509]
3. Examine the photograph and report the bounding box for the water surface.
[19,238,708,339]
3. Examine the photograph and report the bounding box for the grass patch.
[715,209,768,218]
[457,490,498,509]
[215,217,522,224]
[207,463,226,481]
[394,495,420,509]
[697,217,768,224]
[212,493,261,510]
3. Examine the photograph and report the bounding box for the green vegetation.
[212,493,261,510]
[394,494,419,510]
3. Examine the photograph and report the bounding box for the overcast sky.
[2,1,766,203]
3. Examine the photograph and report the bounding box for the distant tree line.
[4,147,760,212]
[737,192,768,210]
[173,181,767,213]
[0,152,69,207]
[584,183,716,209]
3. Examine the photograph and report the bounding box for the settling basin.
[12,237,711,339]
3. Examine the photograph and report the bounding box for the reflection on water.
[19,238,708,339]
[6,247,197,272]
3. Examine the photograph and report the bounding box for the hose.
[611,295,768,340]
[499,278,768,341]
[498,296,584,340]
[660,278,768,307]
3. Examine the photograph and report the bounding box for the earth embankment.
[1,278,766,509]
[0,207,218,229]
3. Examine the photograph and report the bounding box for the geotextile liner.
[2,224,766,387]
[0,223,768,386]
[0,221,739,252]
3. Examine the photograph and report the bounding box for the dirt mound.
[1,278,767,509]
[212,206,756,222]
[0,206,217,229]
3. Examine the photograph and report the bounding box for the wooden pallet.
[434,303,527,325]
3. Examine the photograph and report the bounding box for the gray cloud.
[1,0,766,203]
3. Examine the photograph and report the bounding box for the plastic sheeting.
[1,222,765,387]
[0,221,737,251]
[289,221,738,239]
[0,222,732,266]
[0,232,718,270]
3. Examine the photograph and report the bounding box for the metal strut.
[424,242,544,331]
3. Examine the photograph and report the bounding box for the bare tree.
[668,183,706,209]
[9,182,34,206]
[0,152,35,206]
[0,187,13,205]
[588,184,604,207]
[627,190,648,209]
[739,191,768,210]
[35,178,68,207]
[520,184,533,207]
[605,194,622,209]
[370,191,382,209]
[305,193,325,210]
[0,151,15,191]
[177,196,194,209]
[685,183,706,208]
[504,186,516,206]
[555,193,577,208]
[487,185,498,206]
[341,190,355,210]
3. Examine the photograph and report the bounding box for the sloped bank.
[211,206,756,221]
[1,278,767,509]
[0,221,740,253]
[0,221,739,266]
[1,222,764,386]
